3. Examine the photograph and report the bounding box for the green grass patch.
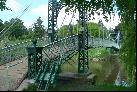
[88,48,109,58]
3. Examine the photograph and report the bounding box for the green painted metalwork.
[78,2,89,74]
[32,35,78,91]
[34,61,60,91]
[0,36,49,66]
[0,35,120,67]
[48,0,59,42]
[26,40,43,79]
[47,0,66,42]
[48,0,58,42]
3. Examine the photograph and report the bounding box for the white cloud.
[88,11,121,29]
[31,4,48,28]
[6,0,20,12]
[58,8,120,29]
[31,4,48,19]
[100,13,121,29]
[57,7,79,28]
[31,4,120,29]
[24,22,33,28]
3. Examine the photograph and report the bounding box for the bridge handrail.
[43,35,78,48]
[0,36,49,52]
[0,36,49,65]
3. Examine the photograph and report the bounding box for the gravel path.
[0,57,28,91]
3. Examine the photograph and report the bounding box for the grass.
[88,48,109,58]
[0,38,32,48]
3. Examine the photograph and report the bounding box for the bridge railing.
[29,35,79,91]
[108,32,121,44]
[0,36,49,65]
[0,36,51,91]
[42,35,78,64]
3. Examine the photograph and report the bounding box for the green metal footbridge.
[0,0,121,91]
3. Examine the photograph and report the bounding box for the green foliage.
[115,0,136,84]
[0,19,4,32]
[1,18,28,40]
[33,17,46,38]
[57,22,109,38]
[25,27,35,39]
[88,22,108,38]
[119,21,136,85]
[88,48,109,58]
[61,0,115,21]
[0,17,47,42]
[57,25,69,38]
[0,0,10,11]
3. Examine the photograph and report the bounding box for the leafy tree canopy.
[33,17,46,38]
[0,0,11,11]
[6,18,27,40]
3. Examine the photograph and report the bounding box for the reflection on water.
[91,54,129,86]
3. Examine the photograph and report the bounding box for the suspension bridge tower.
[78,2,89,74]
[48,0,89,74]
[48,0,58,42]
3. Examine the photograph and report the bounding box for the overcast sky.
[0,0,120,29]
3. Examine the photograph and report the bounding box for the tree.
[57,22,108,38]
[57,25,69,38]
[7,18,28,40]
[26,27,35,39]
[0,19,4,32]
[0,0,10,11]
[0,19,4,40]
[33,17,46,38]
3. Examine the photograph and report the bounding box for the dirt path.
[0,57,28,91]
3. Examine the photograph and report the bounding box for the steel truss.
[78,2,89,74]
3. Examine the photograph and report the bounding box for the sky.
[0,0,121,29]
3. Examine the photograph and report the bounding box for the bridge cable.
[67,9,75,36]
[0,3,33,69]
[60,13,67,27]
[56,9,75,38]
[72,11,79,34]
[54,9,69,40]
[2,3,31,38]
[56,11,67,38]
[0,3,32,39]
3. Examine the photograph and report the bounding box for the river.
[91,54,128,86]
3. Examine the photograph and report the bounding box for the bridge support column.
[78,2,89,74]
[26,39,43,79]
[48,0,58,42]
